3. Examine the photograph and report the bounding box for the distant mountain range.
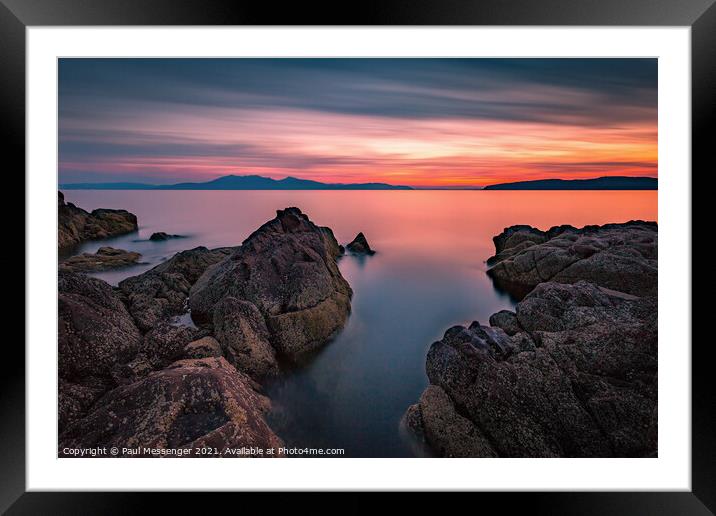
[60,174,413,191]
[483,176,657,190]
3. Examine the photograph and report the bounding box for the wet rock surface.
[59,246,142,272]
[404,221,658,457]
[189,207,352,362]
[58,191,138,249]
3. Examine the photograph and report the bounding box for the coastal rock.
[487,221,657,298]
[184,336,223,359]
[213,297,279,380]
[346,232,375,255]
[189,207,352,361]
[405,281,657,457]
[403,385,496,457]
[149,232,184,241]
[118,246,234,332]
[58,271,143,430]
[59,271,142,381]
[59,246,142,272]
[59,357,283,456]
[58,191,138,249]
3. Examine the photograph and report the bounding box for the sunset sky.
[58,58,657,188]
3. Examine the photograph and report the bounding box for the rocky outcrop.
[118,246,233,332]
[58,207,356,456]
[405,281,657,457]
[58,191,138,249]
[487,221,657,298]
[58,271,143,430]
[346,232,375,255]
[149,232,184,241]
[405,220,658,458]
[189,207,352,362]
[59,246,142,272]
[59,357,283,456]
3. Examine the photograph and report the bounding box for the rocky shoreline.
[403,221,658,457]
[58,206,355,456]
[59,191,138,250]
[58,194,657,458]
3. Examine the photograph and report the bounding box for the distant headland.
[60,174,413,191]
[483,176,657,190]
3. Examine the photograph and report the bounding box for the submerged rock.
[58,191,138,249]
[487,221,657,298]
[346,232,375,255]
[59,246,142,272]
[59,357,283,456]
[118,246,234,332]
[189,207,352,362]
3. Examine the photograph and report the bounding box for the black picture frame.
[3,0,711,513]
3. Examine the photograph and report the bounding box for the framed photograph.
[6,0,711,512]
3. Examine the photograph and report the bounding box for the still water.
[62,190,657,457]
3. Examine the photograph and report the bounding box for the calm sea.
[61,190,658,457]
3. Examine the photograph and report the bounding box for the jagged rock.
[118,246,234,332]
[405,281,657,457]
[346,232,375,255]
[184,336,223,359]
[189,207,352,361]
[59,246,142,272]
[58,191,138,249]
[487,221,657,298]
[213,297,279,380]
[59,357,283,456]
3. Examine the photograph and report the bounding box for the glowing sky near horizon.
[59,58,657,188]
